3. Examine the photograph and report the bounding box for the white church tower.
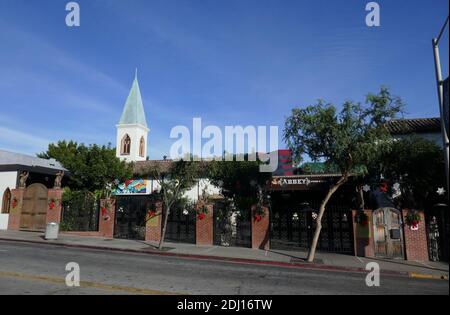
[116,71,149,162]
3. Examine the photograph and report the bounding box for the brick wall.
[8,188,24,230]
[99,198,116,238]
[196,203,213,246]
[251,205,270,250]
[402,209,429,261]
[145,201,162,242]
[352,210,375,257]
[46,189,63,224]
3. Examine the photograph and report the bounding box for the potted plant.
[405,211,421,230]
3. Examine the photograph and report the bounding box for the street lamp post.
[432,17,449,198]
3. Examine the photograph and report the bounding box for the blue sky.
[0,0,448,159]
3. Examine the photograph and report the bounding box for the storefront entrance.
[271,203,354,253]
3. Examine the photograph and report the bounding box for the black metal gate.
[426,204,449,262]
[271,202,354,254]
[165,204,196,244]
[115,195,155,240]
[61,191,99,232]
[213,202,252,248]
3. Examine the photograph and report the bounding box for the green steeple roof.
[118,74,148,128]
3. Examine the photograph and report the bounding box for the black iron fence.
[61,191,99,232]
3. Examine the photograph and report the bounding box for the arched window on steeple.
[2,188,11,214]
[121,134,131,155]
[139,136,145,157]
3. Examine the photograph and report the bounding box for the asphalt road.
[0,240,448,295]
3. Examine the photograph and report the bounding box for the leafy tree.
[38,140,132,193]
[144,160,203,250]
[208,154,271,213]
[284,87,404,262]
[372,136,446,208]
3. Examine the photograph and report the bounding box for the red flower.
[101,207,108,216]
[198,212,205,220]
[49,201,55,210]
[147,210,156,218]
[12,199,17,209]
[255,214,262,222]
[379,182,388,193]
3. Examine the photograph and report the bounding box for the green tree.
[284,87,404,262]
[38,140,132,193]
[373,136,446,208]
[208,154,271,212]
[144,160,203,250]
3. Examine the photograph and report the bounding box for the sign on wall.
[113,179,147,195]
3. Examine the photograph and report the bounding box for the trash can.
[45,222,59,240]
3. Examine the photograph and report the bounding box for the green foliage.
[38,140,132,192]
[144,160,203,210]
[284,87,404,177]
[60,187,99,231]
[373,136,446,207]
[208,155,271,210]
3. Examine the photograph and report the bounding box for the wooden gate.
[20,183,48,231]
[373,208,404,259]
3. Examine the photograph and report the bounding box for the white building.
[116,73,149,162]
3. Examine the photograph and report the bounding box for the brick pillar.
[46,189,63,224]
[352,210,375,257]
[8,188,24,230]
[402,209,429,261]
[99,198,115,238]
[145,201,163,242]
[196,203,213,246]
[251,205,270,250]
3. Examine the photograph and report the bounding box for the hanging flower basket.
[405,211,421,230]
[196,204,208,220]
[48,198,60,210]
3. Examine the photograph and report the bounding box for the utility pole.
[432,16,449,198]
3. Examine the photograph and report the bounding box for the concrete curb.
[1,237,447,280]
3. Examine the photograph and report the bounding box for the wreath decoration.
[11,197,18,210]
[253,204,266,222]
[147,209,157,220]
[196,204,208,221]
[48,198,60,210]
[100,199,115,221]
[356,212,369,226]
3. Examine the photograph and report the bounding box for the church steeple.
[116,72,149,162]
[118,71,148,128]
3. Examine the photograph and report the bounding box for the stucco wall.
[0,214,9,230]
[116,124,148,162]
[0,171,17,211]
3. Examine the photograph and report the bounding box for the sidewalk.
[0,230,448,279]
